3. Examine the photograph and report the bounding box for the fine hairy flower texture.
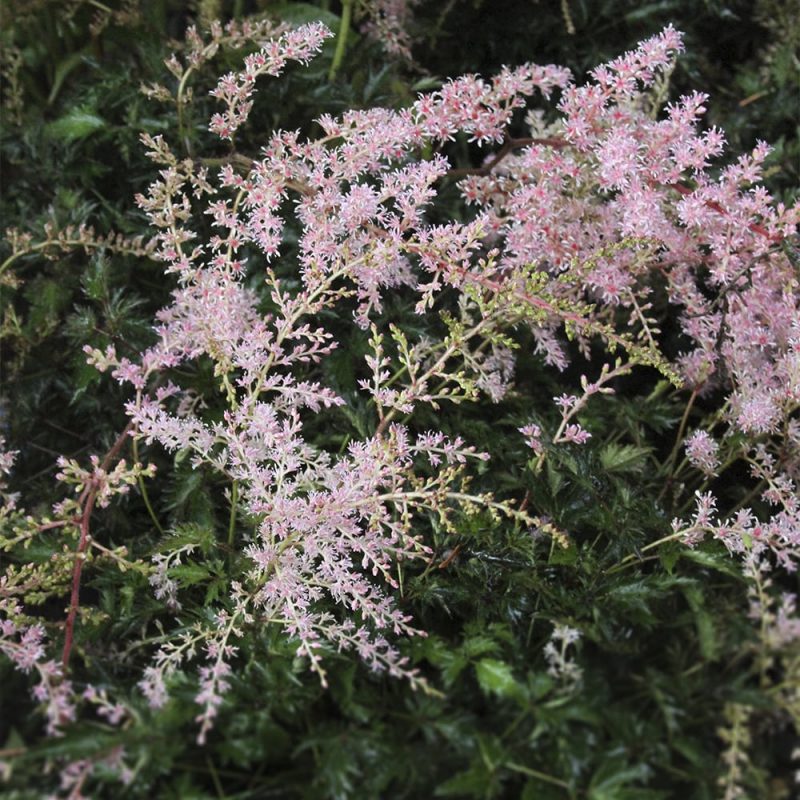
[543,624,583,688]
[684,429,720,476]
[2,18,800,781]
[357,0,419,60]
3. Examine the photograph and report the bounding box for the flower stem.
[62,422,134,671]
[228,480,239,548]
[328,0,353,81]
[605,528,687,575]
[133,436,165,537]
[505,761,570,790]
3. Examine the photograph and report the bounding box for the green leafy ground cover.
[1,2,798,798]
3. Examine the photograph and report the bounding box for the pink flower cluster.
[88,23,799,740]
[0,599,75,736]
[684,430,720,476]
[359,0,419,60]
[209,23,332,139]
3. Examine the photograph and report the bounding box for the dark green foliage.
[1,1,798,798]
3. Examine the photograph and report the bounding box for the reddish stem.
[446,137,782,244]
[446,136,567,178]
[663,181,779,242]
[61,422,135,672]
[37,519,77,532]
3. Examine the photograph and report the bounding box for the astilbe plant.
[2,19,800,793]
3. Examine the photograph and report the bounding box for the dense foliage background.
[1,1,798,798]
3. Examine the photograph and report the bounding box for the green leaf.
[436,737,505,797]
[673,736,713,769]
[528,671,555,699]
[599,443,651,473]
[549,540,578,565]
[411,76,442,92]
[588,758,652,799]
[682,584,719,660]
[545,459,565,496]
[679,545,744,579]
[46,110,106,142]
[171,563,210,587]
[659,544,680,574]
[48,51,90,105]
[435,764,492,797]
[462,634,500,659]
[156,523,216,555]
[475,658,519,698]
